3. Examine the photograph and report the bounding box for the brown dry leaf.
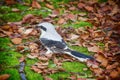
[27,54,37,59]
[44,76,53,80]
[29,42,38,50]
[1,25,11,31]
[77,2,85,9]
[106,62,119,70]
[0,74,10,80]
[117,67,120,74]
[92,30,105,38]
[69,33,79,40]
[69,6,76,11]
[24,28,33,35]
[78,17,88,21]
[32,0,41,9]
[52,9,60,16]
[5,0,16,5]
[84,6,93,12]
[31,66,42,73]
[16,45,26,52]
[91,67,103,75]
[22,14,34,23]
[77,78,87,80]
[110,70,119,78]
[30,29,38,36]
[69,75,76,80]
[87,60,99,68]
[38,56,48,61]
[80,32,89,40]
[95,54,108,67]
[58,18,65,24]
[53,57,59,64]
[45,4,54,9]
[87,45,101,53]
[66,14,76,21]
[11,38,22,44]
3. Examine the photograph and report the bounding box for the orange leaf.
[88,45,101,52]
[0,74,10,80]
[58,18,65,24]
[110,70,119,78]
[45,4,54,9]
[32,0,41,9]
[11,38,22,44]
[84,6,93,12]
[95,54,108,67]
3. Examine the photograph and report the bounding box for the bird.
[36,22,94,62]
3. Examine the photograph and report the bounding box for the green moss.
[0,38,22,80]
[63,62,91,75]
[98,0,108,3]
[49,72,70,80]
[63,21,92,28]
[0,69,21,80]
[25,58,43,80]
[25,66,43,80]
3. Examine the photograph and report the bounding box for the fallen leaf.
[84,6,93,12]
[80,32,89,40]
[106,62,119,70]
[11,38,22,44]
[110,70,119,78]
[77,2,85,9]
[78,17,88,21]
[27,54,37,59]
[32,0,41,9]
[95,54,108,67]
[29,42,38,50]
[31,66,42,73]
[87,45,101,53]
[38,56,48,61]
[77,78,86,80]
[12,8,20,12]
[0,74,10,80]
[90,67,103,75]
[69,75,76,80]
[66,14,76,21]
[44,76,53,80]
[57,18,65,24]
[69,6,76,11]
[24,28,33,35]
[22,14,34,23]
[45,4,54,9]
[5,0,16,5]
[1,25,11,30]
[69,33,79,40]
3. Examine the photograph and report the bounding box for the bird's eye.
[40,26,47,31]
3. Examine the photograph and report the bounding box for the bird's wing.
[40,38,68,50]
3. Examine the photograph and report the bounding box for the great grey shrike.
[36,22,94,62]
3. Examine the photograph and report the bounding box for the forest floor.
[0,0,120,80]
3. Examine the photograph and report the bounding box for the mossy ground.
[0,2,94,80]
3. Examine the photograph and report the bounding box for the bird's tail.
[65,50,94,62]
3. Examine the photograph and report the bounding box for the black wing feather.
[40,38,67,49]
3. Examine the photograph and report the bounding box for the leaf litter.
[0,0,120,79]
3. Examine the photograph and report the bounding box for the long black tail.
[65,50,94,62]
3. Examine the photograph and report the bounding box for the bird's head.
[36,22,55,32]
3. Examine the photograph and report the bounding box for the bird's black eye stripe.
[40,26,47,31]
